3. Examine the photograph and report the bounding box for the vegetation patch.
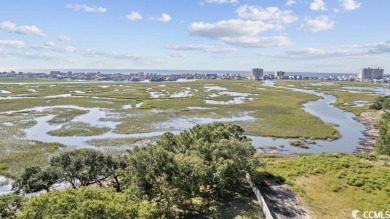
[256,153,390,218]
[47,108,88,124]
[47,122,110,136]
[288,140,309,149]
[87,137,143,147]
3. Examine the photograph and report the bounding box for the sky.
[0,0,389,73]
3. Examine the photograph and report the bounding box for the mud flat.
[356,110,382,153]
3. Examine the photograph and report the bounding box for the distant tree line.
[1,122,259,218]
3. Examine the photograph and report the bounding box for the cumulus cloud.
[126,11,143,21]
[310,0,327,11]
[298,16,334,32]
[204,0,238,4]
[57,35,73,42]
[285,0,296,7]
[190,19,282,38]
[340,0,361,11]
[0,21,45,37]
[156,13,171,22]
[0,40,26,49]
[165,44,236,53]
[67,4,107,13]
[236,5,298,24]
[189,19,291,47]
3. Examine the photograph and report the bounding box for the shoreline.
[356,110,382,153]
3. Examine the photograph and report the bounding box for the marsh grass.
[48,108,88,124]
[87,137,143,147]
[275,80,378,115]
[2,79,375,176]
[289,140,309,149]
[47,122,110,136]
[257,154,390,218]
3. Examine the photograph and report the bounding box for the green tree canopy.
[18,187,159,219]
[376,112,390,155]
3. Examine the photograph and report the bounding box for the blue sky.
[0,0,389,73]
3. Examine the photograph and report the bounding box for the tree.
[376,112,390,155]
[370,95,390,110]
[50,148,110,189]
[121,122,257,216]
[13,166,59,194]
[17,187,159,219]
[105,155,127,192]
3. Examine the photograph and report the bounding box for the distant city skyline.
[0,0,389,73]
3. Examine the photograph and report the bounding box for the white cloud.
[168,52,186,58]
[0,21,45,37]
[190,19,282,38]
[310,0,327,11]
[0,40,26,49]
[67,4,107,13]
[236,5,298,24]
[62,47,77,53]
[264,41,390,59]
[333,8,340,13]
[45,41,56,48]
[165,44,236,53]
[340,0,361,11]
[157,13,172,22]
[189,19,292,47]
[222,36,293,47]
[285,0,296,7]
[204,0,238,4]
[298,16,334,32]
[126,11,143,21]
[57,35,73,42]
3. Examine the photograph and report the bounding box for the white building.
[250,68,263,80]
[357,67,384,81]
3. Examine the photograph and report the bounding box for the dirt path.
[263,180,313,219]
[356,110,382,153]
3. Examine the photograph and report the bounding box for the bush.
[331,185,344,192]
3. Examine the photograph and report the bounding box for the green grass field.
[256,154,390,219]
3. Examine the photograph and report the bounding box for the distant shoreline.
[0,68,357,77]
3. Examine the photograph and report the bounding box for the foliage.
[0,194,23,219]
[17,187,159,219]
[257,153,390,218]
[13,166,59,194]
[376,112,390,155]
[13,149,125,193]
[123,122,257,216]
[370,96,390,110]
[288,140,309,149]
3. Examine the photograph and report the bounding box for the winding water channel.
[0,80,382,194]
[18,80,370,154]
[249,81,367,154]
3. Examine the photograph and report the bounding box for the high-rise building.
[357,67,384,81]
[250,68,263,80]
[274,71,285,79]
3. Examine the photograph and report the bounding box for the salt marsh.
[0,79,383,177]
